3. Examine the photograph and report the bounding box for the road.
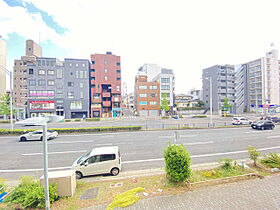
[1,125,280,180]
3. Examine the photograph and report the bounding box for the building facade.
[137,64,161,81]
[0,38,6,95]
[202,65,235,113]
[134,74,160,116]
[188,89,202,100]
[90,52,121,118]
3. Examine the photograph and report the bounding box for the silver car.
[19,130,58,141]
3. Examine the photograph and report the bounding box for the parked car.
[19,130,58,141]
[270,117,280,123]
[232,117,252,125]
[251,120,275,130]
[72,146,121,179]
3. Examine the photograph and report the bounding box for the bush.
[181,107,204,110]
[64,119,71,122]
[4,176,58,208]
[74,119,81,122]
[0,177,7,193]
[163,143,192,183]
[222,114,234,117]
[248,146,260,166]
[192,115,207,118]
[161,116,169,119]
[179,115,183,118]
[261,153,280,168]
[219,158,233,170]
[85,118,100,121]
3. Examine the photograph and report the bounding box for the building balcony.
[102,92,111,97]
[112,97,121,102]
[92,98,101,103]
[102,101,111,107]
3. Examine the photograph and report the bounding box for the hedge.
[85,118,100,121]
[192,115,207,118]
[64,119,71,122]
[0,126,142,135]
[74,119,81,122]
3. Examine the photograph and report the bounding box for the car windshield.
[77,152,91,164]
[257,121,264,124]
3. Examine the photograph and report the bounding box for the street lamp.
[203,77,213,126]
[0,65,13,130]
[16,115,64,210]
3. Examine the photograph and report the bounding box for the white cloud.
[2,0,280,93]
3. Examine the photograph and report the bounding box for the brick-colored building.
[134,75,160,116]
[90,52,121,118]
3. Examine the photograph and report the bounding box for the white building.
[188,89,202,100]
[137,64,161,81]
[0,37,6,95]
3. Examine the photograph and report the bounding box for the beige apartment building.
[13,40,42,111]
[0,38,7,95]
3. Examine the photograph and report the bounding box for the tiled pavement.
[85,174,280,210]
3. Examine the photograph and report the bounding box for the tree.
[160,93,170,112]
[0,93,16,117]
[198,100,204,108]
[163,143,192,183]
[248,146,260,166]
[222,97,232,112]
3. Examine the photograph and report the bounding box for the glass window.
[139,101,147,105]
[105,68,107,73]
[76,63,79,67]
[48,70,54,75]
[161,78,170,83]
[57,69,63,78]
[105,76,108,81]
[117,86,120,91]
[139,93,147,97]
[67,92,74,98]
[76,71,79,78]
[139,85,147,90]
[38,70,45,75]
[117,77,121,81]
[77,152,90,164]
[37,60,41,66]
[29,69,34,75]
[56,90,63,95]
[150,85,157,90]
[100,154,116,162]
[38,80,46,86]
[150,93,157,97]
[80,71,84,79]
[29,80,36,86]
[84,71,87,78]
[80,83,84,88]
[68,82,74,87]
[70,101,82,109]
[116,62,120,66]
[80,92,84,99]
[82,63,85,67]
[161,85,170,90]
[42,60,45,66]
[46,60,49,66]
[48,80,54,86]
[117,70,121,73]
[104,60,107,64]
[87,155,100,164]
[150,101,157,105]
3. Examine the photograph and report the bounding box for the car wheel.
[110,167,120,176]
[76,171,83,179]
[272,126,275,130]
[20,137,27,141]
[261,126,265,130]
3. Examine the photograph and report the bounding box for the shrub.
[85,118,100,121]
[219,158,233,170]
[163,143,192,183]
[179,115,183,118]
[0,177,7,193]
[192,115,207,118]
[64,119,71,122]
[4,176,58,208]
[248,146,260,166]
[161,116,169,119]
[201,170,221,179]
[222,114,234,117]
[261,153,280,168]
[74,119,81,122]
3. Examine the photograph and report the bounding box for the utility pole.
[209,77,213,127]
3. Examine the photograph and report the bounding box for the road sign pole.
[43,123,50,209]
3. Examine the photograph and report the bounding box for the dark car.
[270,117,280,123]
[251,120,275,130]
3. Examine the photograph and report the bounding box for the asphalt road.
[1,125,280,181]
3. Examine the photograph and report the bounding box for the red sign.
[30,101,55,110]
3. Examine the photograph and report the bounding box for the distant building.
[134,74,160,116]
[175,94,193,109]
[90,52,122,118]
[122,92,134,109]
[234,64,248,114]
[202,65,235,113]
[137,64,161,81]
[0,38,6,95]
[188,89,202,100]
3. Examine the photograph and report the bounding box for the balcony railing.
[102,101,111,107]
[102,92,111,97]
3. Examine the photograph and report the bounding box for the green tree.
[163,143,192,183]
[198,100,204,108]
[248,146,260,166]
[0,93,16,117]
[222,97,232,112]
[160,93,170,112]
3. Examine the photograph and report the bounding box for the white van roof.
[90,146,119,156]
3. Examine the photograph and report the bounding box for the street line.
[0,136,17,139]
[266,135,280,139]
[0,166,72,173]
[49,141,113,146]
[180,135,197,138]
[22,150,87,156]
[183,141,213,146]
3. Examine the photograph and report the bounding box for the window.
[161,93,170,98]
[104,60,107,64]
[150,93,157,97]
[117,77,121,81]
[150,85,157,90]
[37,60,41,66]
[161,85,170,90]
[47,70,54,75]
[76,71,79,78]
[29,69,34,75]
[88,155,100,164]
[117,70,121,73]
[68,82,74,87]
[161,78,170,83]
[116,62,120,66]
[46,60,49,66]
[69,63,72,66]
[70,101,82,109]
[117,86,120,91]
[38,80,46,86]
[105,76,108,81]
[48,80,54,86]
[91,60,95,65]
[76,63,79,67]
[56,90,63,95]
[139,101,147,105]
[38,70,45,75]
[68,92,74,98]
[150,101,157,105]
[29,80,36,86]
[42,60,45,66]
[82,63,85,67]
[100,154,116,162]
[80,71,84,79]
[139,85,147,90]
[105,68,107,73]
[80,92,84,99]
[93,94,100,99]
[139,93,147,97]
[80,83,84,88]
[57,69,63,78]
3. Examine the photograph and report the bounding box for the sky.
[1,0,280,94]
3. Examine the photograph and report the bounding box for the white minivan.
[72,146,121,179]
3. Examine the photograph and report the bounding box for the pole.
[256,90,258,114]
[209,77,213,127]
[174,131,178,144]
[9,72,13,131]
[43,124,50,209]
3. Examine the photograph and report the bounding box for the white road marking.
[180,135,197,138]
[183,141,214,146]
[159,135,197,138]
[22,150,87,156]
[49,141,113,146]
[0,136,17,139]
[266,135,280,139]
[0,166,71,173]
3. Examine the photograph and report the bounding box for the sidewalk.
[85,174,280,210]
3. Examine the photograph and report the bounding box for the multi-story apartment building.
[13,40,41,112]
[247,49,279,112]
[188,89,202,100]
[202,65,235,113]
[122,92,134,109]
[134,74,160,116]
[152,68,175,108]
[0,37,6,95]
[26,58,90,118]
[234,64,249,114]
[137,64,161,81]
[90,52,121,118]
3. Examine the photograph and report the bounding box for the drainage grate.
[80,187,99,200]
